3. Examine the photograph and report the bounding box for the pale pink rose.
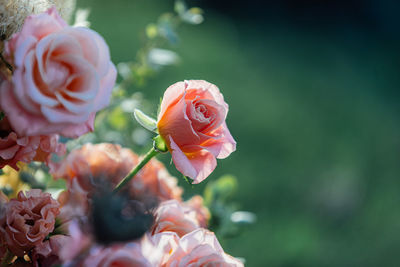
[157,80,236,183]
[59,221,92,264]
[0,189,60,257]
[52,143,182,218]
[81,244,152,267]
[157,229,243,267]
[152,199,209,237]
[142,232,180,266]
[185,195,210,228]
[0,7,116,138]
[0,117,65,170]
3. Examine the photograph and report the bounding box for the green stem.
[113,147,158,193]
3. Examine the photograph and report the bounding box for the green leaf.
[0,111,4,121]
[133,109,158,132]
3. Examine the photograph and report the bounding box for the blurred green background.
[79,0,400,266]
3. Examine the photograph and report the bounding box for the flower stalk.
[113,147,159,193]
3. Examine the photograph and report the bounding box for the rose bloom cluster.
[0,143,243,266]
[0,4,240,266]
[0,7,116,170]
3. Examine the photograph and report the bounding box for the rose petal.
[158,81,187,121]
[169,136,217,184]
[158,92,200,148]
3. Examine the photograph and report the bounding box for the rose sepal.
[153,135,168,153]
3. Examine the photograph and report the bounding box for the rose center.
[45,61,69,90]
[195,104,210,121]
[25,219,35,226]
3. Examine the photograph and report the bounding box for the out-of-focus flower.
[31,234,69,267]
[53,143,137,193]
[185,195,210,228]
[129,157,183,202]
[59,220,92,263]
[0,7,116,138]
[0,0,76,40]
[157,80,236,183]
[0,189,60,257]
[81,243,152,267]
[0,117,65,170]
[153,228,243,267]
[52,143,182,219]
[152,199,209,237]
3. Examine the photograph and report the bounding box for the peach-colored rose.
[157,80,236,183]
[150,229,243,267]
[185,195,210,228]
[152,199,209,237]
[52,143,182,218]
[129,157,183,202]
[52,143,137,193]
[0,117,65,170]
[0,189,60,257]
[0,7,116,138]
[81,244,152,267]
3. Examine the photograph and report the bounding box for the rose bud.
[157,80,236,183]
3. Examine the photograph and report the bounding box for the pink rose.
[0,189,60,257]
[0,7,116,138]
[31,234,70,267]
[129,157,183,202]
[152,198,210,237]
[151,229,243,267]
[81,244,151,267]
[0,117,65,170]
[152,200,201,237]
[185,195,210,228]
[157,80,236,183]
[59,221,92,263]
